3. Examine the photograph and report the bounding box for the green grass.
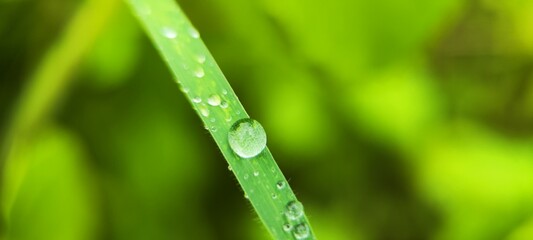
[126,0,316,239]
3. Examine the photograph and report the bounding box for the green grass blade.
[126,0,316,239]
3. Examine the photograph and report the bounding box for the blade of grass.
[126,0,316,239]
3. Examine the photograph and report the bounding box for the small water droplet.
[197,54,206,64]
[225,115,232,122]
[207,94,221,106]
[194,67,205,78]
[228,165,232,171]
[180,86,190,93]
[244,174,249,180]
[293,223,310,239]
[210,126,217,132]
[283,223,292,232]
[244,193,249,199]
[222,89,228,95]
[228,118,267,158]
[253,171,260,177]
[285,201,304,220]
[192,96,202,103]
[236,110,241,115]
[272,193,278,199]
[276,181,286,190]
[270,167,275,173]
[220,101,229,109]
[210,118,216,123]
[199,105,209,117]
[162,27,177,39]
[189,27,200,38]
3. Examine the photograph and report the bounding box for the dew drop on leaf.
[285,201,304,220]
[194,67,205,78]
[207,94,221,106]
[197,54,206,64]
[276,181,286,190]
[192,96,202,103]
[189,27,200,38]
[283,223,292,232]
[199,105,209,117]
[220,101,229,108]
[228,118,267,158]
[293,223,310,239]
[161,27,177,39]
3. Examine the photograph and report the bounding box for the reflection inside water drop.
[227,118,267,158]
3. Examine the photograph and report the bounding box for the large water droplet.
[293,223,310,239]
[285,201,304,220]
[189,27,200,38]
[207,94,221,106]
[162,27,177,39]
[228,118,267,158]
[194,67,205,78]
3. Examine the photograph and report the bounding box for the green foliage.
[125,0,315,239]
[2,0,533,239]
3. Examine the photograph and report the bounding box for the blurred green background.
[1,0,533,239]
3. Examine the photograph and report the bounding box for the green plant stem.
[126,0,316,239]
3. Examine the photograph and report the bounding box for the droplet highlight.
[228,118,267,158]
[253,171,260,177]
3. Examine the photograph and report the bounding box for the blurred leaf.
[7,126,98,240]
[419,121,533,240]
[84,2,142,89]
